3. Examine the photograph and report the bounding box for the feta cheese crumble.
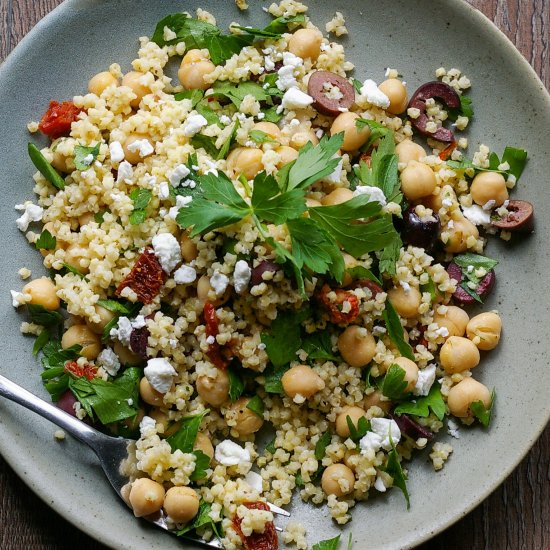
[109,316,133,346]
[215,440,251,466]
[353,185,387,206]
[182,114,208,137]
[15,202,43,232]
[10,290,28,308]
[144,357,177,394]
[97,347,121,377]
[413,364,437,397]
[174,264,197,285]
[116,161,134,184]
[359,79,391,108]
[233,260,252,294]
[139,415,157,436]
[152,233,182,273]
[462,204,491,226]
[169,164,191,187]
[210,271,229,296]
[109,140,125,162]
[281,88,314,110]
[370,417,401,450]
[126,138,154,158]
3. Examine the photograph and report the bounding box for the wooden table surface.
[0,0,548,548]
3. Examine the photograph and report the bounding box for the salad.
[12,1,533,548]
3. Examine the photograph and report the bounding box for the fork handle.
[0,374,105,449]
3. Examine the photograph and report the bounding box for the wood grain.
[0,1,548,549]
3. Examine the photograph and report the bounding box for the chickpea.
[276,145,299,168]
[466,312,502,351]
[113,340,143,366]
[281,364,325,398]
[341,253,357,287]
[444,216,479,253]
[321,187,353,206]
[163,486,200,524]
[305,197,322,208]
[439,336,480,374]
[85,304,116,335]
[330,112,370,152]
[447,377,491,417]
[123,134,154,165]
[395,140,426,165]
[290,129,319,150]
[288,28,323,60]
[22,277,59,310]
[321,463,355,497]
[196,370,230,407]
[139,377,165,407]
[88,71,118,96]
[338,325,376,368]
[182,49,209,64]
[226,147,263,180]
[50,139,72,173]
[387,284,422,319]
[78,212,95,227]
[252,121,281,141]
[64,244,89,274]
[121,71,150,108]
[196,275,230,307]
[180,232,198,262]
[470,171,509,207]
[335,406,368,438]
[400,160,437,201]
[392,357,419,393]
[363,390,392,414]
[61,325,101,360]
[194,432,214,461]
[343,448,360,470]
[178,57,215,90]
[225,397,264,436]
[433,306,469,337]
[378,79,408,115]
[424,186,457,212]
[129,478,165,517]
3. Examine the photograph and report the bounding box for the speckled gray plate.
[0,1,548,549]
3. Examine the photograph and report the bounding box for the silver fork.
[0,374,290,548]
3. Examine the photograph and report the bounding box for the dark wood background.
[0,0,548,548]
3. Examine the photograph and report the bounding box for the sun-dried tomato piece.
[203,302,229,369]
[38,100,84,139]
[115,248,166,304]
[64,361,97,381]
[233,502,278,550]
[439,140,457,161]
[316,284,360,325]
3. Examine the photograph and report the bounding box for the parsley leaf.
[301,330,338,361]
[448,95,474,121]
[74,143,100,170]
[176,172,249,236]
[385,441,410,509]
[281,134,344,191]
[28,143,65,190]
[35,229,56,251]
[68,367,141,425]
[287,218,345,283]
[190,134,219,159]
[261,308,309,367]
[232,14,306,38]
[166,409,210,454]
[40,340,81,400]
[265,437,277,454]
[312,535,341,550]
[246,395,265,417]
[151,14,253,65]
[453,253,498,304]
[32,328,51,356]
[177,499,221,537]
[212,80,269,109]
[393,384,446,421]
[61,262,87,280]
[27,304,63,327]
[129,188,152,225]
[381,363,409,400]
[96,299,134,315]
[228,368,245,401]
[346,415,370,443]
[309,195,398,257]
[501,147,528,180]
[383,300,415,360]
[346,266,382,286]
[470,389,495,427]
[190,450,210,481]
[249,129,278,144]
[315,430,332,460]
[377,233,402,277]
[251,172,307,224]
[217,120,240,160]
[173,88,204,107]
[263,364,289,394]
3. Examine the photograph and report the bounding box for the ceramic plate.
[0,1,548,549]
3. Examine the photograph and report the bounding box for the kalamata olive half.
[447,261,496,305]
[390,413,434,441]
[308,70,355,116]
[399,206,441,249]
[491,199,534,232]
[250,260,280,286]
[57,390,78,417]
[130,326,150,359]
[408,81,461,142]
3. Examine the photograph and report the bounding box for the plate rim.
[0,1,548,549]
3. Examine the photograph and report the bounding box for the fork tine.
[267,501,290,517]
